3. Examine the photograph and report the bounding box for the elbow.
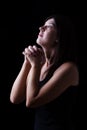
[26,102,30,108]
[26,100,32,108]
[10,89,18,104]
[10,94,16,104]
[10,94,21,104]
[26,98,36,108]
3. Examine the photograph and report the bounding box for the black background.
[0,0,85,129]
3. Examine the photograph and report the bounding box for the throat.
[40,62,53,81]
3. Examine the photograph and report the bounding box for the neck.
[42,45,59,67]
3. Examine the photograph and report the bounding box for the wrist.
[31,64,41,70]
[23,60,31,69]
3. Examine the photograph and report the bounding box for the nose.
[39,26,44,31]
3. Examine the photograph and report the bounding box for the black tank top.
[34,64,78,130]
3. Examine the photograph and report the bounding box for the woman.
[10,14,79,130]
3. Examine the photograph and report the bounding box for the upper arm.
[29,62,79,108]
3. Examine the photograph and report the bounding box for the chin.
[36,38,42,46]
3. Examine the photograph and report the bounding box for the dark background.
[0,0,85,129]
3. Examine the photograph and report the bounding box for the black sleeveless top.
[34,64,78,130]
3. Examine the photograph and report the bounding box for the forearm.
[26,65,41,107]
[10,61,31,104]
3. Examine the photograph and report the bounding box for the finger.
[28,46,35,53]
[33,45,38,51]
[22,51,25,55]
[24,48,32,55]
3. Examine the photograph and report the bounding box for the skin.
[10,18,79,108]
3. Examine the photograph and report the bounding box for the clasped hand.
[22,45,45,67]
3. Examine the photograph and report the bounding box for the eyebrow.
[45,23,56,27]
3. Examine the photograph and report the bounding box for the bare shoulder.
[27,62,79,107]
[54,62,79,86]
[55,62,78,73]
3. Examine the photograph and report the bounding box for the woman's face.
[36,18,58,48]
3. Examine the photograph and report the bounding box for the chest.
[40,66,49,81]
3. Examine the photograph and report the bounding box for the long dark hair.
[45,14,79,66]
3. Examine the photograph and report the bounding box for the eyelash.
[41,25,52,30]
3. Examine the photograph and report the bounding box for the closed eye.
[40,24,55,31]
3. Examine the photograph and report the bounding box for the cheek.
[45,32,56,42]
